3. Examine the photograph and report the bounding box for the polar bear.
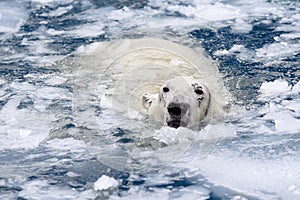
[142,76,229,129]
[70,38,232,129]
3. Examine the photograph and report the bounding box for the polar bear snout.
[167,103,188,117]
[166,103,189,129]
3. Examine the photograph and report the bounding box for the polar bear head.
[142,77,223,129]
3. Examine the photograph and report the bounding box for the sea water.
[0,0,299,199]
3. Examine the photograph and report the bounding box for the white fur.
[70,38,232,129]
[143,76,229,128]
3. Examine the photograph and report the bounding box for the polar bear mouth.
[166,103,189,129]
[167,119,188,129]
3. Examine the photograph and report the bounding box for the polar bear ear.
[142,93,158,109]
[223,102,231,112]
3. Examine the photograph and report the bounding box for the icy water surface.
[0,0,300,199]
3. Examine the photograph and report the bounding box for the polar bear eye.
[194,89,203,95]
[163,87,169,92]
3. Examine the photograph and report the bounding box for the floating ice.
[263,103,300,134]
[259,80,300,133]
[0,78,6,86]
[31,0,74,5]
[279,33,300,40]
[94,175,119,191]
[195,3,240,21]
[44,76,67,86]
[32,0,56,4]
[196,151,300,199]
[18,179,96,199]
[154,123,236,146]
[166,5,196,18]
[66,171,80,178]
[198,123,237,140]
[259,79,291,98]
[19,129,32,137]
[45,138,87,152]
[292,82,300,93]
[68,22,105,38]
[108,7,135,21]
[256,43,300,61]
[111,186,170,200]
[111,185,210,200]
[0,2,28,33]
[45,5,73,17]
[0,79,73,150]
[46,28,65,35]
[277,13,300,34]
[0,97,51,149]
[154,126,195,145]
[76,42,102,54]
[231,18,253,33]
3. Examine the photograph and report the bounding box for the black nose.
[167,103,187,117]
